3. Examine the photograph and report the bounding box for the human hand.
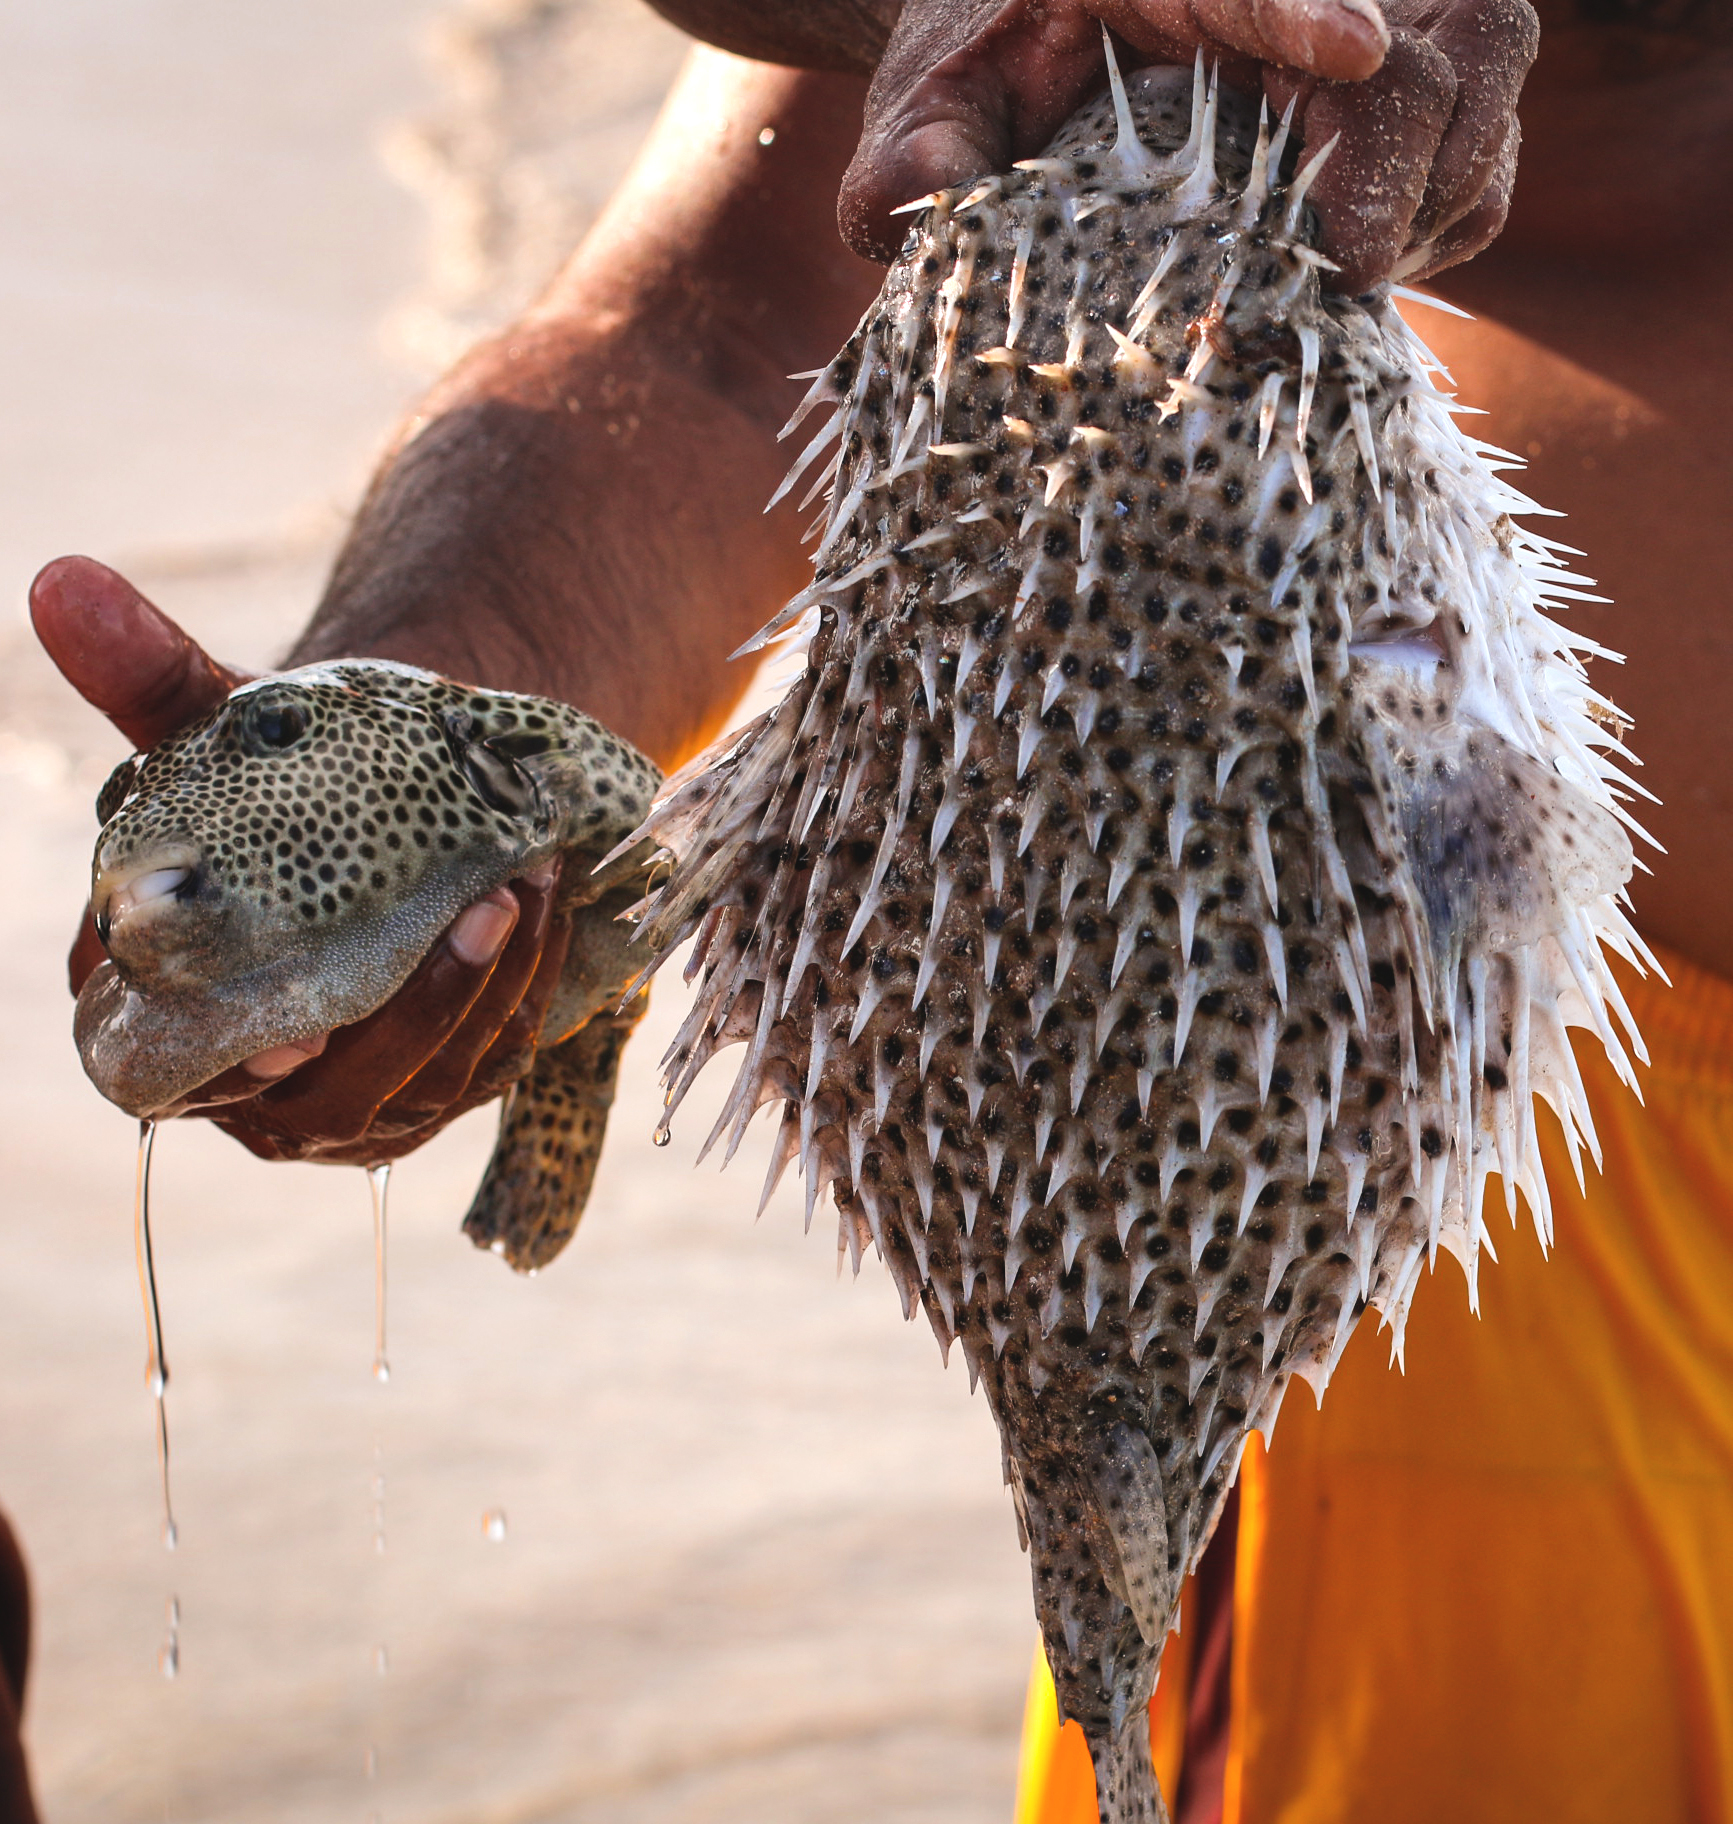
[32,555,573,1166]
[838,0,1538,293]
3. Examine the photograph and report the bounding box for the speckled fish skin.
[635,58,1654,1823]
[76,659,662,1271]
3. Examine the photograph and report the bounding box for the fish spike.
[776,366,841,442]
[1237,1163,1270,1235]
[1388,283,1474,320]
[956,175,1002,211]
[1171,62,1221,212]
[1257,371,1285,458]
[766,408,843,510]
[1283,131,1340,236]
[888,190,945,218]
[1126,234,1184,336]
[1261,920,1289,1008]
[1349,393,1383,499]
[1100,26,1159,178]
[1172,49,1208,172]
[1235,98,1273,225]
[1267,94,1296,177]
[1296,325,1320,448]
[1006,216,1037,348]
[755,1105,800,1220]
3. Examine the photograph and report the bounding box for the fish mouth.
[91,852,201,947]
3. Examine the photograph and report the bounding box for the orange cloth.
[1018,947,1733,1822]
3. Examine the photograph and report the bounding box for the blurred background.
[0,2,1031,1817]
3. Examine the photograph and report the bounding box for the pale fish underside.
[630,52,1655,1824]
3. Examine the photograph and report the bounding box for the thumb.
[30,556,245,751]
[839,0,1103,262]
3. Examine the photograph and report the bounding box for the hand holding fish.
[31,556,576,1167]
[835,0,1538,289]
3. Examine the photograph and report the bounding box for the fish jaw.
[90,843,214,991]
[75,844,526,1118]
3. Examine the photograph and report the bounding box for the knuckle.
[1386,27,1460,106]
[1475,0,1540,61]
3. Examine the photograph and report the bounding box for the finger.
[456,901,576,1108]
[839,0,1102,261]
[29,557,245,751]
[1393,117,1517,281]
[1105,0,1388,81]
[369,871,561,1132]
[1266,26,1457,293]
[1397,0,1535,244]
[171,1034,333,1117]
[335,905,580,1168]
[222,888,520,1154]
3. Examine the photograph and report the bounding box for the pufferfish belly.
[633,50,1650,1824]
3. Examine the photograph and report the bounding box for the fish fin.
[1088,1713,1169,1824]
[1080,1423,1174,1651]
[463,996,647,1272]
[1371,719,1631,971]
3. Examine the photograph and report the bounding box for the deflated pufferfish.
[632,52,1654,1823]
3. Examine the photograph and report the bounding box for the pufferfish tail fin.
[1090,1722,1167,1824]
[462,997,647,1272]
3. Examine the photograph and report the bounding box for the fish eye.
[247,700,310,751]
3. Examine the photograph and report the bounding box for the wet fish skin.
[634,57,1651,1822]
[76,659,663,1270]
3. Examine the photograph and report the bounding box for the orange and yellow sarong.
[1018,946,1733,1822]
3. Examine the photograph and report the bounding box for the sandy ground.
[0,4,1031,1819]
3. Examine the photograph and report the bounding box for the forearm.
[289,49,882,771]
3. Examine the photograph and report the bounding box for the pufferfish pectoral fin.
[462,996,647,1273]
[1368,719,1634,979]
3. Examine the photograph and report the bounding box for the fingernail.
[1322,0,1390,45]
[521,863,558,892]
[242,1031,329,1080]
[449,891,517,966]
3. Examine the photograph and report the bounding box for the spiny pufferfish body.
[637,58,1651,1822]
[76,660,663,1272]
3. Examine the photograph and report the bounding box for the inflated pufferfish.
[75,660,663,1271]
[633,53,1655,1823]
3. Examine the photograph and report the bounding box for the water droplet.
[652,1125,672,1149]
[161,1517,178,1552]
[159,1595,181,1679]
[757,126,776,147]
[482,1509,508,1544]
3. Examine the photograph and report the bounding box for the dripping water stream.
[134,1120,177,1551]
[365,1162,391,1818]
[134,1120,183,1685]
[369,1162,391,1386]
